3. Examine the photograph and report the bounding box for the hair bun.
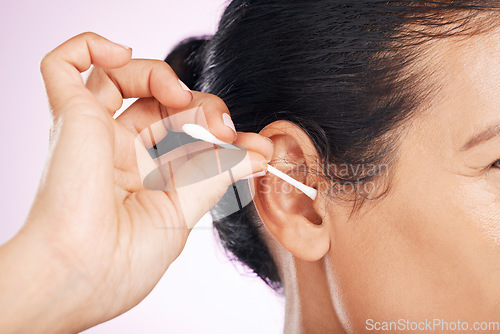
[164,36,210,90]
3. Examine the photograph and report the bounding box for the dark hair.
[165,0,499,291]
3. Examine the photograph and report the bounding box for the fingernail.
[117,43,132,50]
[178,79,191,92]
[242,171,267,180]
[222,113,237,134]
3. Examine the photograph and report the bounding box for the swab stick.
[181,123,318,200]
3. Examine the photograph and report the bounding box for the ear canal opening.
[267,165,317,200]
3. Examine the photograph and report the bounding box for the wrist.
[0,227,94,333]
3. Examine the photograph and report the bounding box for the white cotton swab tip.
[181,123,318,200]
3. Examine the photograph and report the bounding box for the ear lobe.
[255,172,329,262]
[251,121,330,262]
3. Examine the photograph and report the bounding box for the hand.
[0,32,272,333]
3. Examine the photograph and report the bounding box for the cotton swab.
[181,123,318,200]
[181,124,240,150]
[266,165,317,200]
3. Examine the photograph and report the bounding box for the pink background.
[0,0,284,332]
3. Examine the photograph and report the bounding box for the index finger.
[40,32,133,115]
[85,59,194,114]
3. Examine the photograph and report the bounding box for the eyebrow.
[460,123,500,151]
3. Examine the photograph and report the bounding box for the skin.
[252,27,500,333]
[0,26,498,333]
[0,33,272,333]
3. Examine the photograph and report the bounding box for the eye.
[492,159,500,169]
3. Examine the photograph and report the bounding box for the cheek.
[325,173,500,331]
[458,176,500,245]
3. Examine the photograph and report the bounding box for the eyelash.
[492,159,500,169]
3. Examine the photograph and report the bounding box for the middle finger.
[85,58,193,114]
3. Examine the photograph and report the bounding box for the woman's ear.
[251,121,330,262]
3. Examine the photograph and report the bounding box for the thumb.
[163,147,268,229]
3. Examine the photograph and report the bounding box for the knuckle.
[39,52,55,74]
[78,31,99,40]
[149,60,174,79]
[75,32,101,51]
[156,60,175,76]
[201,93,229,113]
[161,60,174,72]
[80,32,99,50]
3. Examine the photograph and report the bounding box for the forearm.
[0,229,91,334]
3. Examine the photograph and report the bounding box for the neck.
[278,254,345,334]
